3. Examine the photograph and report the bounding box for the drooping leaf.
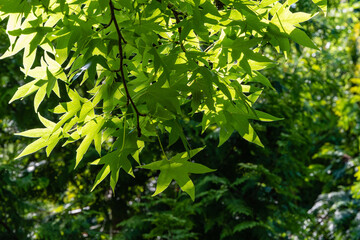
[140,147,215,201]
[91,148,136,192]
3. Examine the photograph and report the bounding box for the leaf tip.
[151,192,160,197]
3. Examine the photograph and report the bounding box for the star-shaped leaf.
[139,147,215,201]
[90,147,137,193]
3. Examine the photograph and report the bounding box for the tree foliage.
[0,0,326,200]
[5,1,360,239]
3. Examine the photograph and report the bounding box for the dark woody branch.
[109,0,145,137]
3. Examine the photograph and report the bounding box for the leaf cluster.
[0,0,325,198]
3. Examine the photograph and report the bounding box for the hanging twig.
[155,1,186,52]
[102,16,113,29]
[109,0,145,137]
[169,6,186,52]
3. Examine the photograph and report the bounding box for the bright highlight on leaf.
[15,114,62,159]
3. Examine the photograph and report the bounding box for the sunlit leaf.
[140,147,215,200]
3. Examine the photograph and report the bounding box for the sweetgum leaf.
[140,147,215,201]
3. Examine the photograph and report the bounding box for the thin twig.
[156,1,186,51]
[109,0,145,137]
[204,42,215,52]
[169,7,186,52]
[102,17,113,29]
[157,133,169,161]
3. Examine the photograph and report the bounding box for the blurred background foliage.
[2,0,360,239]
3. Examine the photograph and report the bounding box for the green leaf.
[165,119,188,149]
[312,0,327,16]
[224,112,264,147]
[249,71,273,89]
[290,28,318,50]
[0,32,36,60]
[15,138,48,160]
[252,110,283,122]
[34,84,46,112]
[23,45,36,75]
[218,125,234,147]
[46,69,57,97]
[52,89,82,134]
[38,113,56,128]
[288,12,314,24]
[15,128,49,138]
[145,86,181,114]
[233,221,263,233]
[75,116,105,168]
[117,0,133,10]
[15,115,62,159]
[259,0,278,7]
[90,148,136,192]
[140,147,215,200]
[9,80,40,103]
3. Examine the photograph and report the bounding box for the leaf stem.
[121,115,126,151]
[157,133,169,161]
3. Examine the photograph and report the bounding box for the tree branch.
[102,16,113,29]
[0,219,18,240]
[109,0,145,137]
[155,1,186,52]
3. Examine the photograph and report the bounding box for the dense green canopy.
[1,0,360,239]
